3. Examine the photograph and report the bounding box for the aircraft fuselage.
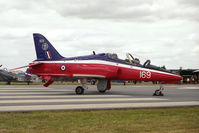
[29,59,182,82]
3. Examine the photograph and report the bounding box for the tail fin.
[33,33,63,61]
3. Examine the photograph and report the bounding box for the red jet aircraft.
[15,33,182,96]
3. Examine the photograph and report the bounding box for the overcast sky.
[0,0,198,69]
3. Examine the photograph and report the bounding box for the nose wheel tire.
[75,86,84,95]
[153,87,164,96]
[153,90,164,96]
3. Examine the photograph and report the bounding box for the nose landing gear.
[153,83,164,96]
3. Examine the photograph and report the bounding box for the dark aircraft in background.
[13,33,182,96]
[0,65,31,85]
[0,65,17,85]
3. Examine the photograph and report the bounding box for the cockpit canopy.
[108,53,118,60]
[107,52,170,73]
[108,53,142,66]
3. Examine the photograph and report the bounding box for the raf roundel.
[60,65,66,71]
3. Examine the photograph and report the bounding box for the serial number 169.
[140,71,151,79]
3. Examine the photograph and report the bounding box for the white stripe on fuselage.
[33,60,178,76]
[73,74,105,78]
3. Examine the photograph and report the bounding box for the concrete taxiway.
[0,84,199,112]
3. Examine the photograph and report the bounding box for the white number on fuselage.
[140,71,151,79]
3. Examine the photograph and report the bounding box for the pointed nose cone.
[168,73,182,81]
[159,72,182,82]
[161,74,182,84]
[174,75,182,81]
[165,75,182,84]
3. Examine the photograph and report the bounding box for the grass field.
[0,107,199,133]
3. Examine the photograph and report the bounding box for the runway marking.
[0,86,42,88]
[177,87,199,90]
[0,88,72,90]
[0,92,74,95]
[0,89,72,92]
[0,98,167,104]
[0,101,198,112]
[0,95,131,99]
[0,85,198,112]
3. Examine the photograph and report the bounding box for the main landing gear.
[75,78,88,95]
[153,83,164,96]
[75,86,84,94]
[75,79,111,95]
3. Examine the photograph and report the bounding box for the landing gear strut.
[7,81,11,85]
[153,83,164,96]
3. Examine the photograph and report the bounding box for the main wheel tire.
[99,89,106,93]
[75,86,84,95]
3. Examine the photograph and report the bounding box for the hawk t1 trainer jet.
[13,33,182,96]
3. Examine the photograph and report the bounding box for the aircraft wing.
[10,62,42,71]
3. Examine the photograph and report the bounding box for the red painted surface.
[29,62,182,82]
